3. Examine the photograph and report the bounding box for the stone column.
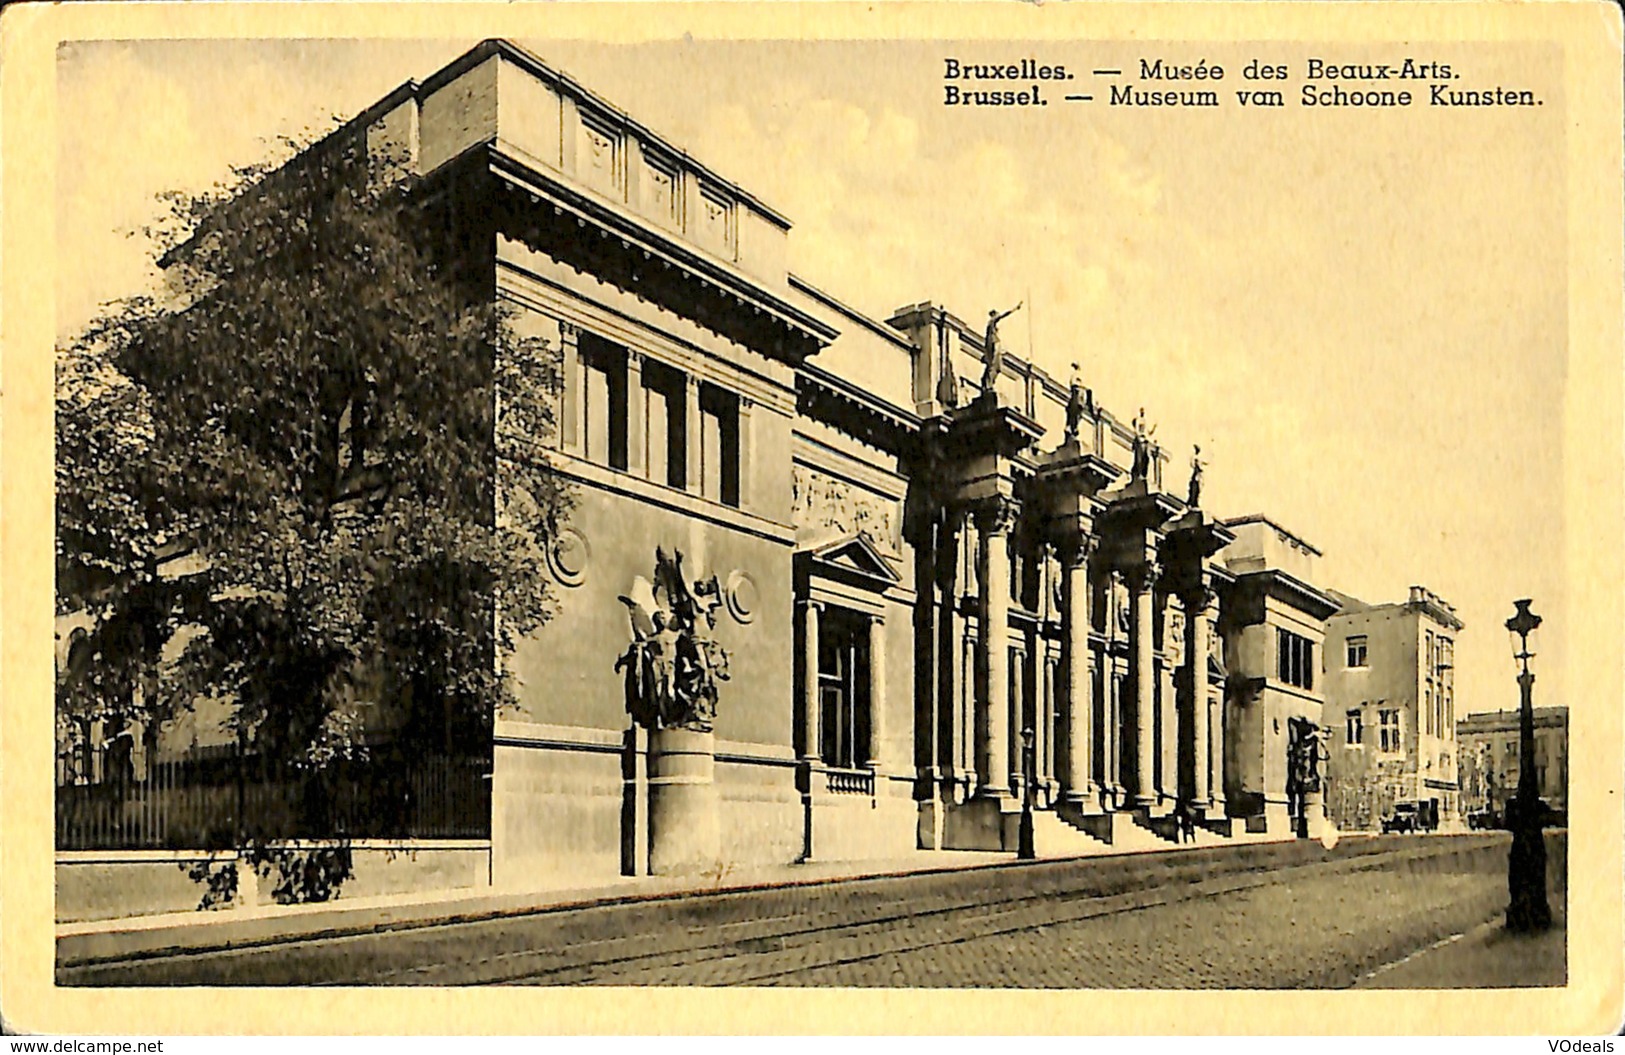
[976,498,1018,797]
[1061,536,1095,803]
[1106,572,1124,798]
[1034,544,1053,790]
[801,600,822,762]
[625,351,646,477]
[1109,667,1125,799]
[1183,586,1215,806]
[1159,601,1178,802]
[1128,560,1161,806]
[1042,653,1058,793]
[684,374,702,494]
[935,510,962,788]
[867,613,887,772]
[737,396,754,511]
[559,321,581,454]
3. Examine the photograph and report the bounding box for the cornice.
[489,149,837,350]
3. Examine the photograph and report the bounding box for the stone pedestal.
[647,727,721,875]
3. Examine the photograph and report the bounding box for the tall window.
[698,384,740,507]
[579,333,628,471]
[1379,708,1401,753]
[1346,708,1364,747]
[641,360,685,488]
[1277,629,1314,690]
[1424,687,1433,736]
[817,609,870,769]
[1345,635,1368,668]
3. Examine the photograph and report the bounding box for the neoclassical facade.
[345,40,1343,882]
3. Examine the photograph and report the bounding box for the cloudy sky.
[57,36,1568,716]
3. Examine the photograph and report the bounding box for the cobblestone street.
[59,834,1566,989]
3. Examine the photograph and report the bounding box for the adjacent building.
[1457,707,1569,823]
[1322,586,1464,831]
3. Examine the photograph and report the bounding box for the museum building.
[338,40,1342,884]
[57,40,1350,902]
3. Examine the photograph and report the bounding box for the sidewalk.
[1353,904,1567,988]
[56,848,1016,965]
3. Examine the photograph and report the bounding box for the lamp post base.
[1017,806,1035,860]
[1506,800,1552,933]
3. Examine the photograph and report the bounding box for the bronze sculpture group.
[616,548,731,734]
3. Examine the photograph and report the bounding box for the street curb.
[57,832,1527,969]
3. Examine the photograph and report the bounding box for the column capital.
[973,495,1021,536]
[558,320,580,340]
[1125,559,1162,593]
[1055,532,1095,569]
[1179,582,1219,613]
[801,598,825,614]
[627,348,646,367]
[739,394,755,410]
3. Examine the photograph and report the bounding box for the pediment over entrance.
[800,532,902,591]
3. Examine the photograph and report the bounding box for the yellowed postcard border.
[4,0,1621,1036]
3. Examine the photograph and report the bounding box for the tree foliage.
[57,128,570,811]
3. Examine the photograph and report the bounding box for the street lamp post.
[1504,598,1551,932]
[1018,726,1036,860]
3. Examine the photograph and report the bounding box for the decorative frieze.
[791,464,902,556]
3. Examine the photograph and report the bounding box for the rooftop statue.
[977,302,1023,396]
[1130,407,1158,481]
[1064,362,1087,442]
[936,333,961,409]
[1188,444,1205,507]
[616,547,730,733]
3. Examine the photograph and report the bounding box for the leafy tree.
[57,125,570,887]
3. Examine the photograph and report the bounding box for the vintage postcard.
[2,0,1621,1037]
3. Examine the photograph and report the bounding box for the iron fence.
[56,747,490,850]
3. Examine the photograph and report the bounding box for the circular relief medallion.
[546,528,590,588]
[724,570,759,625]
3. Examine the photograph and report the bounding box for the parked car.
[1467,807,1501,830]
[1382,804,1419,834]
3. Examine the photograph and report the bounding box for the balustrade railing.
[822,766,876,796]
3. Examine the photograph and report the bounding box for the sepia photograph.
[4,0,1622,1037]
